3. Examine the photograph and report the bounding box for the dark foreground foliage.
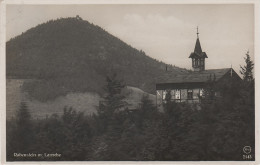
[6,75,254,161]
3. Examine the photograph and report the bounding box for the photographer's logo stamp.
[243,146,252,160]
[243,146,251,154]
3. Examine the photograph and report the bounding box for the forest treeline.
[6,69,255,161]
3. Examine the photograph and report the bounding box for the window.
[162,90,166,100]
[171,90,175,100]
[175,89,180,99]
[199,89,204,97]
[187,89,193,99]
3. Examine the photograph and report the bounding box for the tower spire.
[196,26,199,38]
[231,64,233,77]
[246,49,250,55]
[189,27,208,72]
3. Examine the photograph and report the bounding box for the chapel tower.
[189,27,208,71]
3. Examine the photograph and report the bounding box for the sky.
[6,4,254,74]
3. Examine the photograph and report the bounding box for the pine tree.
[61,107,91,160]
[95,73,128,160]
[98,74,126,114]
[136,94,156,129]
[240,50,254,81]
[165,90,172,103]
[15,102,34,153]
[97,73,127,132]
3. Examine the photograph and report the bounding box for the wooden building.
[156,28,241,106]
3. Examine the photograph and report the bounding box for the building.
[156,28,241,106]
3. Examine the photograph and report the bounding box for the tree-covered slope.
[6,16,188,101]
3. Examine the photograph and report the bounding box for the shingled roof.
[157,68,232,84]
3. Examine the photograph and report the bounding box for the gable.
[217,68,242,83]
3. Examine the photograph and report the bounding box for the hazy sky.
[6,4,254,73]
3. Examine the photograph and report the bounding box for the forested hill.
[6,16,188,101]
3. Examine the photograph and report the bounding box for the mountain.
[6,16,188,101]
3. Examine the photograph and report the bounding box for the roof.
[194,38,202,53]
[157,68,232,84]
[189,38,208,58]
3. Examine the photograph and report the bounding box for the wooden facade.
[156,88,203,105]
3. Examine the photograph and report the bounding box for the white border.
[0,0,259,165]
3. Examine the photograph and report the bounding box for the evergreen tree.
[95,73,127,160]
[61,107,92,160]
[97,73,127,132]
[240,50,254,81]
[163,90,172,114]
[165,90,172,103]
[15,102,34,153]
[136,94,157,129]
[98,73,126,113]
